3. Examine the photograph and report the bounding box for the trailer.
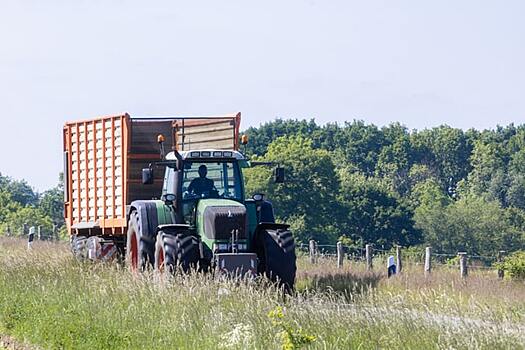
[63,113,241,237]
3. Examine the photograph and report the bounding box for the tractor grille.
[203,206,247,240]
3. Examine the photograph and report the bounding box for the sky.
[0,0,524,191]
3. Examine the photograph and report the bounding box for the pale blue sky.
[0,0,524,191]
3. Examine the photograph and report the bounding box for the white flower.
[219,323,254,349]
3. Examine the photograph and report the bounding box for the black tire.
[71,235,88,260]
[126,211,155,271]
[154,230,200,273]
[255,228,297,291]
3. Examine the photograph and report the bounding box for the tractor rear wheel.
[126,211,155,272]
[154,230,200,273]
[255,228,296,292]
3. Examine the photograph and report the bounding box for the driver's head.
[198,165,208,178]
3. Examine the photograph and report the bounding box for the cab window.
[182,161,242,201]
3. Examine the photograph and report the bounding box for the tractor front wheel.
[255,228,297,292]
[154,230,200,274]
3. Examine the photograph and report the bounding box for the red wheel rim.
[130,231,138,271]
[157,246,165,273]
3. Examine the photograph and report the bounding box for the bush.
[496,251,525,280]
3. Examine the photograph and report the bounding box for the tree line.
[243,119,525,255]
[1,119,524,256]
[0,174,64,238]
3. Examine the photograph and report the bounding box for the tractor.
[64,114,296,290]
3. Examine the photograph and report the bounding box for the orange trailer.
[63,113,242,237]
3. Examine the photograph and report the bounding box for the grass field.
[0,237,524,350]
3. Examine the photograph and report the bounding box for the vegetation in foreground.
[0,238,524,350]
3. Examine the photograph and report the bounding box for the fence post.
[497,250,506,279]
[309,240,317,264]
[337,241,344,268]
[23,223,28,235]
[6,225,11,237]
[365,244,373,270]
[396,245,402,273]
[28,226,35,249]
[424,246,432,275]
[459,252,468,278]
[37,225,42,240]
[52,224,57,241]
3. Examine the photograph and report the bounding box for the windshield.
[182,160,242,201]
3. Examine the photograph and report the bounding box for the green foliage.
[410,126,472,190]
[244,119,320,156]
[337,170,421,248]
[244,136,340,243]
[0,173,64,238]
[414,194,524,255]
[496,251,525,280]
[38,187,65,226]
[239,119,525,253]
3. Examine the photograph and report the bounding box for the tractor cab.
[163,150,247,223]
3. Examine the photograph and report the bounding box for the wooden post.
[6,225,10,237]
[37,226,42,240]
[396,245,402,273]
[424,246,431,275]
[365,244,373,270]
[309,240,316,264]
[23,223,28,235]
[497,250,506,279]
[337,241,344,268]
[28,226,35,250]
[459,252,468,278]
[52,224,57,241]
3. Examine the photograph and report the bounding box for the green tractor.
[126,148,297,290]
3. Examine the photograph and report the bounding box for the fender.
[129,200,174,240]
[253,222,291,251]
[254,222,290,237]
[156,224,191,234]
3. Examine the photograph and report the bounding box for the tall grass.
[0,238,524,349]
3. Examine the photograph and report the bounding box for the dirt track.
[0,335,38,350]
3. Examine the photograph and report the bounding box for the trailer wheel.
[255,228,297,292]
[126,211,155,271]
[71,235,88,260]
[154,230,200,273]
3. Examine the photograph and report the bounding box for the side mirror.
[142,167,154,185]
[274,167,285,184]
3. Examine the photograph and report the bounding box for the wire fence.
[3,223,60,242]
[302,239,507,278]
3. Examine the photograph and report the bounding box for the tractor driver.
[188,164,216,197]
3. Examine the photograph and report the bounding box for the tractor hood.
[196,199,247,241]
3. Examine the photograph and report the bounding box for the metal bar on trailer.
[131,116,237,120]
[92,121,98,225]
[121,115,127,232]
[102,118,107,223]
[76,124,81,223]
[84,122,90,222]
[111,118,116,230]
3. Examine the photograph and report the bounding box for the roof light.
[213,151,222,157]
[190,151,200,158]
[201,151,211,157]
[223,151,233,157]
